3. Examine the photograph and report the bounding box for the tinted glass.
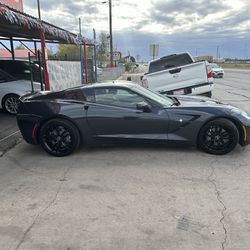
[0,61,31,74]
[149,54,193,73]
[0,69,16,82]
[131,85,173,107]
[55,89,87,101]
[94,87,146,108]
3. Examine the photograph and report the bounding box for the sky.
[21,0,250,60]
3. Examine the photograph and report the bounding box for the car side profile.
[0,69,41,114]
[16,82,250,156]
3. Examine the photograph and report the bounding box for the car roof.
[80,81,138,90]
[0,59,29,61]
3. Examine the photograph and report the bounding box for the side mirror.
[136,101,151,113]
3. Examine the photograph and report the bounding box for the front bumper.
[213,71,224,77]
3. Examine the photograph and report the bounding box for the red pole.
[39,30,50,90]
[83,43,88,84]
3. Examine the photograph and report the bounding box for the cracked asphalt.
[0,69,250,250]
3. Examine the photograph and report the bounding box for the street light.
[102,0,113,67]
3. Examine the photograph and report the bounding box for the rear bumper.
[16,114,41,145]
[160,82,214,96]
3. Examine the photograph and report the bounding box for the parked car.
[0,59,42,82]
[0,69,41,114]
[141,52,214,97]
[211,63,224,78]
[17,82,250,156]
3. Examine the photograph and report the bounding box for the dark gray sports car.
[16,82,250,156]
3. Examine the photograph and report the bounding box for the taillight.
[207,71,213,78]
[141,78,149,88]
[32,123,38,141]
[206,63,213,79]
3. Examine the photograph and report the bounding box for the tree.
[54,32,110,63]
[56,44,80,60]
[96,32,109,67]
[15,44,25,50]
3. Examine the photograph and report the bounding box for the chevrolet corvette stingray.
[16,82,250,156]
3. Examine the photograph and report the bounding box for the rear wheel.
[198,118,239,155]
[2,94,20,114]
[39,118,80,157]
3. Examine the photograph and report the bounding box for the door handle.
[84,105,89,111]
[169,68,181,74]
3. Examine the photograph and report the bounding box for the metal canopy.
[0,2,84,90]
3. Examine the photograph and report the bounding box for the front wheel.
[39,118,80,157]
[198,118,239,155]
[2,94,20,114]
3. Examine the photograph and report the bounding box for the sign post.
[150,44,159,60]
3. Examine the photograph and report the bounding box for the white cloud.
[21,0,250,59]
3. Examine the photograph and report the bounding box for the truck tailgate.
[145,61,208,93]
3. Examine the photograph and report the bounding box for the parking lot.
[0,69,250,250]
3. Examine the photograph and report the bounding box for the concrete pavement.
[0,69,250,250]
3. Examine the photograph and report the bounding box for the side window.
[149,54,193,73]
[82,88,95,102]
[0,71,7,83]
[23,62,31,72]
[63,89,86,101]
[94,87,146,109]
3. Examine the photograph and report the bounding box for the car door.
[85,86,169,141]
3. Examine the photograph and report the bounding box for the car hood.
[212,67,223,72]
[174,95,233,109]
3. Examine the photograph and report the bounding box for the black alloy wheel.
[39,118,80,157]
[2,94,20,114]
[198,118,239,155]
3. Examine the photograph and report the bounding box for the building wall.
[0,0,23,11]
[47,61,81,91]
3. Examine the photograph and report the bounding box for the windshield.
[149,53,193,73]
[0,69,16,83]
[211,63,220,68]
[131,85,173,107]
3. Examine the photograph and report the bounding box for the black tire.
[2,94,20,114]
[198,118,239,155]
[39,118,80,157]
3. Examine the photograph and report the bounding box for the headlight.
[241,112,250,119]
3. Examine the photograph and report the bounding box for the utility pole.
[79,18,84,85]
[93,28,97,82]
[101,0,114,67]
[37,0,41,19]
[109,0,113,67]
[216,46,219,59]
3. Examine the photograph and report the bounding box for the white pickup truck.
[141,52,214,97]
